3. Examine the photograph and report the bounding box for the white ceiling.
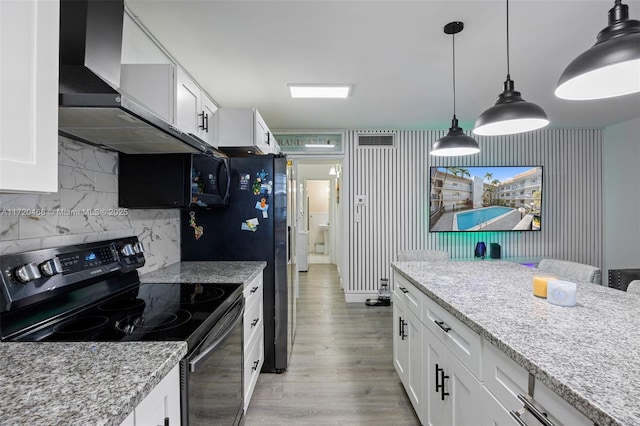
[125,0,640,132]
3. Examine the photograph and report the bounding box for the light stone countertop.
[0,261,265,426]
[392,260,640,426]
[139,261,266,287]
[0,341,187,426]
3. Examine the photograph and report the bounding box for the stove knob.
[121,244,135,257]
[14,262,42,283]
[133,242,144,254]
[40,258,63,277]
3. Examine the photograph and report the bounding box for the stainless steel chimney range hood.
[58,0,214,155]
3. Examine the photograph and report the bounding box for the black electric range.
[0,236,246,425]
[0,237,241,349]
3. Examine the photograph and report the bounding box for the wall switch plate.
[355,195,367,206]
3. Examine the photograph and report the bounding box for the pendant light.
[555,0,640,100]
[431,21,480,157]
[473,0,549,136]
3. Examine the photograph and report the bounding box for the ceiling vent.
[357,134,395,147]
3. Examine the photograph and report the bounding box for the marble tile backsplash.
[0,137,180,274]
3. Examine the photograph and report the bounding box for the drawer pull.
[252,360,260,371]
[251,318,260,327]
[250,286,259,294]
[515,394,555,426]
[435,320,451,332]
[398,286,409,294]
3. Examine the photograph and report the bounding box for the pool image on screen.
[429,166,543,232]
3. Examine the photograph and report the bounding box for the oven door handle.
[189,302,244,373]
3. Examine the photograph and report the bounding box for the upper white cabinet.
[0,0,59,193]
[176,67,217,147]
[120,9,217,149]
[119,64,218,149]
[215,108,276,155]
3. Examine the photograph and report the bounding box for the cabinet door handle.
[399,317,408,340]
[204,112,209,132]
[251,318,259,327]
[250,286,259,294]
[198,111,207,131]
[265,132,270,145]
[435,364,449,400]
[252,360,260,371]
[398,316,403,337]
[398,286,409,294]
[435,320,451,333]
[516,394,556,426]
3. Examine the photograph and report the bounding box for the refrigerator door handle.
[287,225,292,261]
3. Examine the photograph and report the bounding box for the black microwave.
[119,153,230,208]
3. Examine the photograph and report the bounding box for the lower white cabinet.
[423,326,482,426]
[120,363,181,426]
[243,273,265,412]
[482,342,591,426]
[392,270,591,426]
[393,284,424,423]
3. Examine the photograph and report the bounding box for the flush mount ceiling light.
[288,84,352,99]
[555,0,640,100]
[431,21,480,157]
[473,0,549,136]
[304,142,335,148]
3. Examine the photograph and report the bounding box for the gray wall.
[343,128,604,301]
[603,117,640,276]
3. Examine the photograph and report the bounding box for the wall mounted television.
[429,166,543,232]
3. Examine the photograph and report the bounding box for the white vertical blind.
[345,128,603,295]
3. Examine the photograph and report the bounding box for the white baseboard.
[344,292,378,303]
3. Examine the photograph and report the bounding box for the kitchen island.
[392,260,640,426]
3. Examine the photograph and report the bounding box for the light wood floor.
[244,264,420,426]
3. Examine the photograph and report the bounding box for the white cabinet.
[215,108,275,155]
[176,67,217,147]
[392,281,424,424]
[119,64,217,148]
[120,363,181,426]
[394,269,595,425]
[0,0,59,193]
[482,342,591,426]
[243,273,265,412]
[423,323,482,426]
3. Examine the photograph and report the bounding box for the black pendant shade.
[473,0,549,136]
[555,0,640,100]
[473,76,549,136]
[431,116,480,157]
[431,21,480,157]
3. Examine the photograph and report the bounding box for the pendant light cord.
[452,31,457,117]
[506,0,511,78]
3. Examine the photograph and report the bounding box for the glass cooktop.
[14,282,243,346]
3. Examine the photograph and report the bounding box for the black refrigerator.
[181,154,296,373]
